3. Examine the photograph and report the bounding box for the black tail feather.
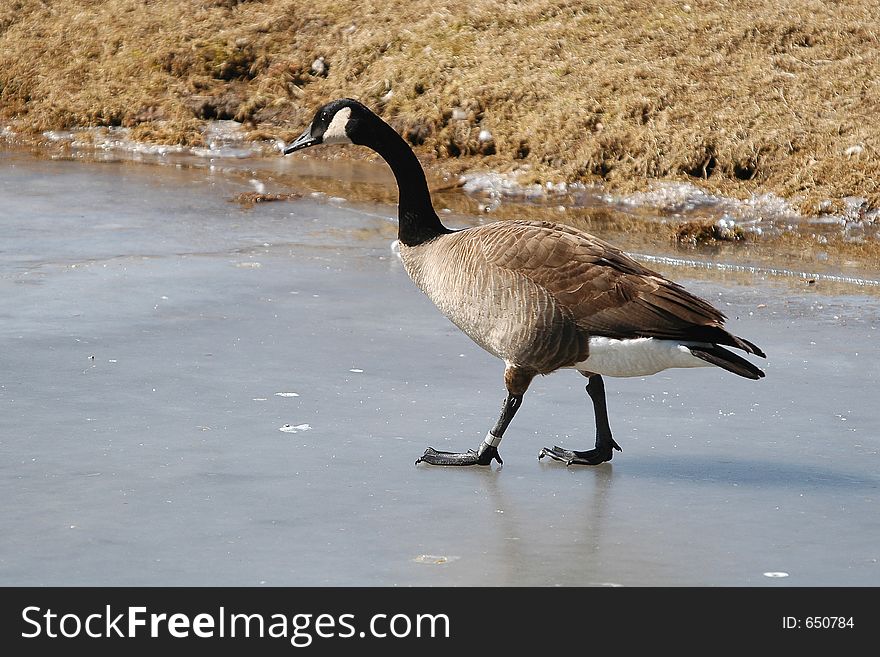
[678,325,766,359]
[733,335,766,358]
[689,344,765,380]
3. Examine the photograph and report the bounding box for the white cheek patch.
[322,106,352,144]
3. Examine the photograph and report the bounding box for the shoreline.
[3,127,879,290]
[2,1,878,214]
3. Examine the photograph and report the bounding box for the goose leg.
[416,366,534,467]
[539,374,622,466]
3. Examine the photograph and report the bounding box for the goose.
[284,98,765,467]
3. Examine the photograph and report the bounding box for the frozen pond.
[1,149,878,586]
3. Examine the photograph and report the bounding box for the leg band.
[481,432,502,449]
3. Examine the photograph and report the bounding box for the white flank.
[574,337,712,378]
[323,107,352,144]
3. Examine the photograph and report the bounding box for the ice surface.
[1,149,878,586]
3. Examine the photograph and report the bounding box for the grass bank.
[1,0,878,213]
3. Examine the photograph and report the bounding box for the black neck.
[365,118,451,247]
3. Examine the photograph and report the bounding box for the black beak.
[284,126,321,155]
[283,126,320,155]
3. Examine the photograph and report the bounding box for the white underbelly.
[574,337,711,377]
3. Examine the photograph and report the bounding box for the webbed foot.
[538,440,621,466]
[416,445,502,466]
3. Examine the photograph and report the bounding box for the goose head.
[284,98,373,154]
[283,97,448,245]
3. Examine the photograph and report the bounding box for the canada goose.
[285,98,765,467]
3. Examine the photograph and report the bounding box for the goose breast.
[398,221,590,373]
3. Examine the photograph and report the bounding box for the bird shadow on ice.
[619,454,880,490]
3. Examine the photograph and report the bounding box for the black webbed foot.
[415,445,502,466]
[538,440,621,466]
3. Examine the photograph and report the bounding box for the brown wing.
[476,220,762,355]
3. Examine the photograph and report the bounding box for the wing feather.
[473,220,762,355]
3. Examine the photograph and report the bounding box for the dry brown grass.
[2,0,879,211]
[228,190,301,207]
[674,220,747,245]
